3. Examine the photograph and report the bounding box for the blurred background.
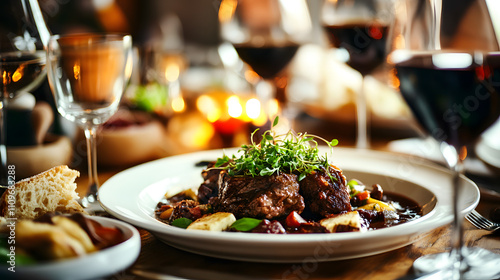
[8,0,500,186]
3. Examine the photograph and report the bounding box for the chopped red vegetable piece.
[286,211,307,227]
[356,191,370,201]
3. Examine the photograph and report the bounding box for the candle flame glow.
[246,98,261,119]
[227,95,243,118]
[172,96,185,112]
[165,62,180,82]
[73,63,80,80]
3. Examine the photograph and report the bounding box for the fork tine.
[466,211,486,228]
[469,211,487,223]
[466,214,485,228]
[466,210,497,231]
[472,210,494,226]
[467,215,489,229]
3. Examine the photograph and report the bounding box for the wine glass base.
[413,247,500,279]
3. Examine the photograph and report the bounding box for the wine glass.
[47,34,133,212]
[321,0,395,149]
[218,0,312,130]
[388,0,500,278]
[0,0,50,185]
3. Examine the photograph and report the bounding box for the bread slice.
[0,165,85,219]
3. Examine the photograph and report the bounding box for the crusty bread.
[0,165,85,219]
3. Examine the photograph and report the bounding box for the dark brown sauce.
[366,191,422,230]
[155,190,423,233]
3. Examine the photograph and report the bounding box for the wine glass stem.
[259,77,296,129]
[0,99,7,185]
[84,125,100,201]
[356,77,369,149]
[450,156,466,278]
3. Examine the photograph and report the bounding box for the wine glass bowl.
[391,51,500,148]
[321,0,393,76]
[49,35,132,126]
[0,51,46,97]
[388,0,500,278]
[47,33,132,211]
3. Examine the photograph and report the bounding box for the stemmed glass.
[218,0,312,130]
[321,0,395,149]
[47,34,132,212]
[0,0,50,185]
[388,0,500,278]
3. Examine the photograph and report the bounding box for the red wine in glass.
[394,52,500,148]
[233,43,300,79]
[323,21,390,76]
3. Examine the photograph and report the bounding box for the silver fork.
[466,209,500,232]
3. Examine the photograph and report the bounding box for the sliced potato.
[16,220,88,259]
[187,212,236,231]
[320,211,366,232]
[52,216,96,253]
[357,198,395,211]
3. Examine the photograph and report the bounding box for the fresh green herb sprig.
[214,117,338,181]
[171,217,193,228]
[230,217,262,231]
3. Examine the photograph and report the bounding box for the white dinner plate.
[99,147,479,263]
[476,119,500,168]
[3,216,141,280]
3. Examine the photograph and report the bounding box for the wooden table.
[75,154,500,280]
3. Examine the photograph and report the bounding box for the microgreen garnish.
[214,117,338,181]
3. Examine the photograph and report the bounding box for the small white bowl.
[5,216,141,280]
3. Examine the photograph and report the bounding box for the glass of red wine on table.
[388,0,500,278]
[218,0,312,133]
[321,0,394,149]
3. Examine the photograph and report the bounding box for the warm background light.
[246,98,261,119]
[171,96,185,113]
[227,95,243,118]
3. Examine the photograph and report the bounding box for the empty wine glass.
[321,0,395,149]
[47,34,133,213]
[388,0,500,278]
[218,0,312,130]
[0,0,50,185]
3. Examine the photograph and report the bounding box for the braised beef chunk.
[169,200,203,223]
[286,222,329,234]
[197,162,222,204]
[357,209,384,223]
[251,219,286,234]
[299,165,352,218]
[370,184,384,200]
[213,172,305,219]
